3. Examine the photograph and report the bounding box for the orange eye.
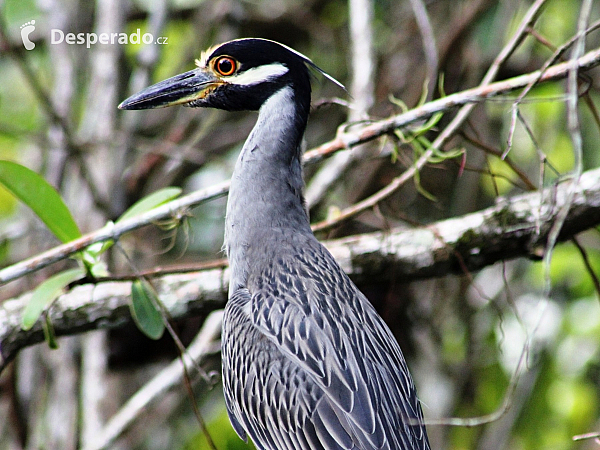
[215,56,237,76]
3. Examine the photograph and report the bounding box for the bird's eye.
[215,56,237,76]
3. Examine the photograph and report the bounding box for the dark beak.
[118,68,222,110]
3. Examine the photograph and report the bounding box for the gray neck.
[225,86,311,294]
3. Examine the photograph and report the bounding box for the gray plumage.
[119,38,430,450]
[222,85,429,450]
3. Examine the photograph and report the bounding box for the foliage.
[0,160,81,243]
[0,160,180,343]
[130,279,165,340]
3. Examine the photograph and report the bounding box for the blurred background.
[1,0,600,448]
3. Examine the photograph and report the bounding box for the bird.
[119,38,430,450]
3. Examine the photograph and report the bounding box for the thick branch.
[0,271,228,373]
[2,45,600,285]
[329,169,600,283]
[2,166,600,373]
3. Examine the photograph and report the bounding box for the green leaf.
[130,280,165,340]
[390,139,400,164]
[0,160,81,243]
[388,94,409,112]
[438,72,447,97]
[414,112,443,135]
[79,239,114,278]
[117,187,182,223]
[42,314,59,349]
[85,239,115,257]
[21,268,85,330]
[416,78,430,107]
[413,164,437,202]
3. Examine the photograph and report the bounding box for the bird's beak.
[118,68,222,110]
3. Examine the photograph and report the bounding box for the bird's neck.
[225,85,312,293]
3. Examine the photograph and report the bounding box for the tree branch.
[0,269,228,373]
[2,166,600,373]
[2,44,600,286]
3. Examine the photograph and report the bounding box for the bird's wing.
[224,287,357,449]
[223,237,429,449]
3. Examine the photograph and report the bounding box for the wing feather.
[222,233,429,449]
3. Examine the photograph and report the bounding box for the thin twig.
[504,18,600,159]
[515,108,559,177]
[542,0,592,295]
[458,131,536,191]
[573,431,600,442]
[571,236,600,298]
[426,330,530,428]
[407,0,438,100]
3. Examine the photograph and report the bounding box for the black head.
[118,38,342,113]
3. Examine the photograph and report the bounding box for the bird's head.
[118,38,342,112]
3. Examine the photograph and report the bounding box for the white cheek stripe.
[228,63,289,86]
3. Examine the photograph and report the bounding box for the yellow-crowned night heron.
[119,38,430,450]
